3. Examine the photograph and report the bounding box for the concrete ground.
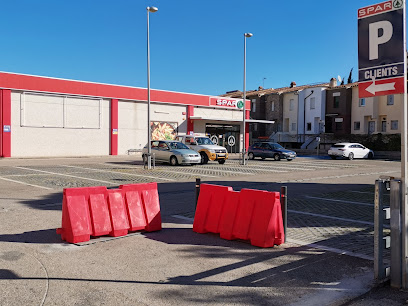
[0,155,407,305]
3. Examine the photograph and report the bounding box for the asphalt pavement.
[1,155,408,305]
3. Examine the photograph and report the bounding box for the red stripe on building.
[1,89,11,157]
[0,72,211,107]
[187,105,194,135]
[110,99,118,156]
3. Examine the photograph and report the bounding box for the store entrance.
[205,123,240,153]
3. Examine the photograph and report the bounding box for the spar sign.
[210,97,245,109]
[358,0,405,98]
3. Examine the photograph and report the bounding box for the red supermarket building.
[0,71,250,157]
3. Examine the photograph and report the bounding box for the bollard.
[280,186,287,243]
[195,178,201,209]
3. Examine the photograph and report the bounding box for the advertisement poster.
[151,121,178,140]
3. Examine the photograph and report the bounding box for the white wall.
[194,107,242,121]
[118,101,186,154]
[11,91,110,157]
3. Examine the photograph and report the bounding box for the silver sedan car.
[142,140,201,166]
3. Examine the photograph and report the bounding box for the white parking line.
[304,196,373,206]
[15,166,117,185]
[288,209,374,225]
[0,176,53,190]
[62,165,176,181]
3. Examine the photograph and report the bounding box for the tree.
[347,68,353,84]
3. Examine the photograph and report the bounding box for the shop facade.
[0,72,249,157]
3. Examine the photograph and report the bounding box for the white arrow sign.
[365,79,395,95]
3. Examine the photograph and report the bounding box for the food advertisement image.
[151,121,178,140]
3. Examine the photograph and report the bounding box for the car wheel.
[368,152,374,159]
[348,152,354,160]
[248,152,255,160]
[273,154,281,161]
[330,156,337,160]
[218,160,225,164]
[170,156,178,166]
[200,152,209,164]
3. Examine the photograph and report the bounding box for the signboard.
[3,125,10,132]
[358,0,405,98]
[209,97,244,109]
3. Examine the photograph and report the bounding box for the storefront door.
[205,124,240,153]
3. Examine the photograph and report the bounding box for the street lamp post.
[146,6,158,169]
[242,32,253,165]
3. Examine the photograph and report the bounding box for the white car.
[328,143,374,160]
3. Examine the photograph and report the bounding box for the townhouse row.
[223,78,402,148]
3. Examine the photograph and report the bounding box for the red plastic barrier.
[193,184,284,247]
[57,183,161,243]
[121,182,161,232]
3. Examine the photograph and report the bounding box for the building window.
[391,120,398,130]
[354,121,361,130]
[289,99,294,111]
[359,98,365,107]
[252,99,256,112]
[335,122,343,131]
[333,96,340,108]
[310,97,316,109]
[291,123,296,131]
[271,101,275,112]
[387,95,394,105]
[306,123,312,131]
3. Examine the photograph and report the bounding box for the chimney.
[330,77,337,87]
[258,86,264,91]
[290,81,296,88]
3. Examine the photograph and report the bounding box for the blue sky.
[0,0,385,96]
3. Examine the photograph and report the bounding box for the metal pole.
[195,178,201,209]
[147,9,152,170]
[242,35,247,165]
[402,1,408,288]
[280,186,287,243]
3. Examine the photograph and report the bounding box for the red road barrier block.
[193,184,284,247]
[57,183,161,243]
[57,186,106,243]
[107,190,130,237]
[120,182,161,232]
[193,184,232,234]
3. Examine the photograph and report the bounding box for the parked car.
[142,140,201,166]
[175,134,228,164]
[248,142,296,161]
[328,143,374,160]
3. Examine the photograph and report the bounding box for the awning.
[189,116,275,124]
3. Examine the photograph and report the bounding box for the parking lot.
[0,155,402,305]
[0,156,399,260]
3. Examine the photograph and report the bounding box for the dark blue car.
[248,142,296,161]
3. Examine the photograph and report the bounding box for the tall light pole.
[146,6,158,169]
[242,32,253,165]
